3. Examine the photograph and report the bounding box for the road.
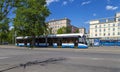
[0,46,120,72]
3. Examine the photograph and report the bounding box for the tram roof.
[47,33,84,37]
[16,33,85,39]
[16,36,29,39]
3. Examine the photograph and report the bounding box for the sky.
[46,0,120,32]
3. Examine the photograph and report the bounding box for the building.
[89,12,120,40]
[79,28,86,34]
[71,25,78,33]
[47,18,80,34]
[47,18,71,34]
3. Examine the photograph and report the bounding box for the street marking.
[0,57,9,59]
[68,57,120,62]
[91,58,105,60]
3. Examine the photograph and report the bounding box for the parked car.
[2,42,9,45]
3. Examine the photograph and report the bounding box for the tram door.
[57,38,62,46]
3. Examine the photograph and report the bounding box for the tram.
[16,33,88,48]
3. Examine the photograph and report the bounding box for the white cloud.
[63,1,68,5]
[106,5,118,10]
[46,0,59,5]
[81,1,91,6]
[62,0,74,6]
[93,13,96,16]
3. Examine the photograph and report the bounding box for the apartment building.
[79,28,86,34]
[47,18,81,34]
[89,12,120,40]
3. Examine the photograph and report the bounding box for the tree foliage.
[0,0,50,44]
[0,0,15,21]
[66,26,72,33]
[14,0,50,46]
[14,0,50,36]
[57,26,72,34]
[57,27,66,34]
[0,0,17,44]
[74,29,79,33]
[0,18,9,44]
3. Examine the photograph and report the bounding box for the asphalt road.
[0,46,120,72]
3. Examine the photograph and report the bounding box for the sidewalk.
[0,45,120,54]
[0,45,26,49]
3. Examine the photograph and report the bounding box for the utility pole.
[14,31,17,45]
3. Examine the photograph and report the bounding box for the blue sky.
[46,0,120,32]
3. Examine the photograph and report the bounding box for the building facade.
[47,18,71,34]
[89,12,120,40]
[79,28,86,34]
[47,18,84,34]
[70,25,78,33]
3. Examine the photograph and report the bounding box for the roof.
[16,33,85,39]
[47,33,85,38]
[47,18,70,23]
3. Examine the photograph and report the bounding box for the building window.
[118,32,120,35]
[113,24,115,26]
[104,29,106,31]
[118,17,120,21]
[99,29,101,32]
[108,28,110,30]
[104,33,105,36]
[113,28,115,31]
[118,23,120,26]
[95,34,97,36]
[108,33,110,36]
[95,29,97,32]
[104,24,106,27]
[118,27,120,29]
[95,25,97,28]
[113,33,115,35]
[99,25,101,28]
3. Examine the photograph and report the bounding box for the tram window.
[79,38,84,44]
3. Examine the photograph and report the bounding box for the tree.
[66,26,72,33]
[57,26,72,34]
[0,0,16,44]
[74,29,79,33]
[57,27,66,34]
[44,23,53,35]
[0,0,15,21]
[0,18,9,44]
[14,0,50,46]
[7,28,15,44]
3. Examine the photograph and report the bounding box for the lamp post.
[14,31,17,45]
